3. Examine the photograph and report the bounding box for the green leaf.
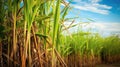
[35,33,48,39]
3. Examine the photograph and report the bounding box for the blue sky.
[66,0,120,22]
[63,0,120,36]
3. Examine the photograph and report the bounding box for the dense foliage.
[0,0,120,67]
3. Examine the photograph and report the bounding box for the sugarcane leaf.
[35,33,48,39]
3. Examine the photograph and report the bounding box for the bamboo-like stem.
[25,30,32,67]
[13,9,17,56]
[54,49,67,67]
[11,1,17,66]
[28,32,32,67]
[22,20,27,67]
[52,0,61,67]
[32,26,42,67]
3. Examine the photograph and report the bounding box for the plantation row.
[60,32,120,67]
[0,0,120,67]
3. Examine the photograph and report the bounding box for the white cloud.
[90,0,101,3]
[63,21,120,36]
[84,22,120,34]
[69,0,112,15]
